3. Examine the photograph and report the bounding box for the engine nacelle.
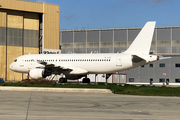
[29,68,51,79]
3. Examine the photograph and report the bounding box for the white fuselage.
[9,53,157,74]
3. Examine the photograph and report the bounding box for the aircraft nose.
[9,63,15,71]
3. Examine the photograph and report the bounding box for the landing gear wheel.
[82,78,90,83]
[59,78,67,83]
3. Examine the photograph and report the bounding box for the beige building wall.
[6,11,23,81]
[23,12,39,80]
[7,46,23,81]
[0,0,60,81]
[0,0,60,50]
[0,10,6,81]
[24,12,39,30]
[43,3,60,49]
[7,10,23,28]
[0,45,6,80]
[0,0,43,13]
[0,9,6,27]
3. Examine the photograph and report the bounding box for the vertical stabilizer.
[124,21,156,55]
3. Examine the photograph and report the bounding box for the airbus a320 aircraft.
[10,21,158,83]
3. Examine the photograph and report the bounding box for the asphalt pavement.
[0,91,180,120]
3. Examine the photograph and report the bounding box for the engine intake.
[29,68,51,79]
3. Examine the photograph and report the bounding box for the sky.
[29,0,179,30]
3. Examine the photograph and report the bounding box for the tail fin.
[124,21,156,55]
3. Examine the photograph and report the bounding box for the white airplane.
[10,21,158,83]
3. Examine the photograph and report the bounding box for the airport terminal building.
[60,27,180,84]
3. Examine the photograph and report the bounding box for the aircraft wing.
[37,61,87,75]
[37,60,72,74]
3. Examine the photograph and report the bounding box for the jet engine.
[29,68,51,79]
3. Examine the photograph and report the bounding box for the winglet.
[124,21,156,55]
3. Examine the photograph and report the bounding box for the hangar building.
[0,0,60,81]
[60,27,180,84]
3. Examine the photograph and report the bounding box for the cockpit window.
[14,59,17,62]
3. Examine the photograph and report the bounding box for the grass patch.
[0,82,180,96]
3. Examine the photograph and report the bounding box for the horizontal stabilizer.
[132,55,145,63]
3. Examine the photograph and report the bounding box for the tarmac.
[0,90,180,120]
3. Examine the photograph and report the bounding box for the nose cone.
[9,62,15,71]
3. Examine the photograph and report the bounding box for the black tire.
[87,78,90,83]
[59,78,63,83]
[63,78,67,83]
[59,78,67,83]
[82,78,90,83]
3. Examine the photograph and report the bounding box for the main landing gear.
[82,78,90,83]
[59,78,67,83]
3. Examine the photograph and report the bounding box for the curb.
[0,86,112,94]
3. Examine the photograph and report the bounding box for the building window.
[149,64,153,67]
[150,78,153,84]
[159,63,165,67]
[159,78,165,82]
[129,78,134,82]
[175,64,180,67]
[175,79,180,83]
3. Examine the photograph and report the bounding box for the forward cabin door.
[19,58,24,68]
[116,55,122,66]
